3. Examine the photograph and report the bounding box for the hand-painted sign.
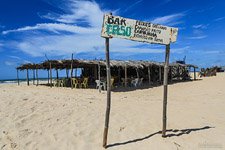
[101,14,178,45]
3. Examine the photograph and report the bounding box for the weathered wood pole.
[136,68,139,78]
[118,67,121,85]
[194,67,196,80]
[148,66,151,85]
[47,69,50,84]
[159,67,162,83]
[56,69,59,79]
[16,69,20,86]
[71,53,74,89]
[98,62,101,92]
[125,64,127,87]
[75,68,77,77]
[177,67,180,80]
[33,69,35,85]
[103,36,111,148]
[50,62,52,88]
[36,69,39,86]
[98,62,101,80]
[162,44,170,137]
[66,69,69,78]
[26,69,29,86]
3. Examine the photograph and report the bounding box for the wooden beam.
[33,69,35,85]
[148,66,151,85]
[47,69,50,84]
[17,69,20,86]
[159,67,162,83]
[56,69,59,79]
[50,62,52,88]
[36,69,39,86]
[194,67,196,80]
[98,63,101,80]
[125,64,127,87]
[136,68,139,78]
[26,69,29,86]
[71,53,74,89]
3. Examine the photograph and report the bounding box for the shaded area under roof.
[16,59,198,70]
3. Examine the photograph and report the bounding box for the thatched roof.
[16,59,197,70]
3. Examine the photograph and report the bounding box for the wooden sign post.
[162,44,170,137]
[101,14,178,147]
[103,37,111,148]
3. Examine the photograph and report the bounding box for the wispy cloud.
[2,0,186,59]
[186,35,207,40]
[123,0,143,13]
[2,23,98,35]
[214,17,225,22]
[151,13,185,26]
[4,56,31,66]
[192,24,208,29]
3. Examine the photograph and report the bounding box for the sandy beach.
[0,73,224,150]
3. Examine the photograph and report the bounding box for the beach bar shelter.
[17,59,195,87]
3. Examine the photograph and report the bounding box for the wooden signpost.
[101,13,178,148]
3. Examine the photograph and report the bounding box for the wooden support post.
[71,54,74,89]
[103,36,111,148]
[56,69,59,79]
[36,69,39,86]
[66,69,69,78]
[162,44,170,137]
[193,67,196,80]
[98,63,101,92]
[26,69,29,86]
[177,67,180,80]
[125,64,127,87]
[50,62,52,88]
[94,65,97,80]
[118,67,121,85]
[33,69,35,85]
[47,69,50,84]
[136,68,139,78]
[148,66,151,85]
[98,63,101,80]
[17,69,20,86]
[159,67,162,83]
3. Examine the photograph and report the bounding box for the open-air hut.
[16,59,198,88]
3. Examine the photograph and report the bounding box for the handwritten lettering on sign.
[101,14,178,45]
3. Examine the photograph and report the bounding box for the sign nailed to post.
[101,14,178,45]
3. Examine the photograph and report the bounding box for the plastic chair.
[95,80,106,92]
[54,79,60,87]
[138,78,143,86]
[80,78,88,88]
[131,78,139,87]
[111,78,114,88]
[71,78,79,88]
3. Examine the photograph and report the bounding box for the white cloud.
[214,17,225,22]
[2,0,186,59]
[187,35,207,40]
[192,24,208,29]
[151,13,185,26]
[2,23,98,35]
[5,61,16,66]
[123,0,143,13]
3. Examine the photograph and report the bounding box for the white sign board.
[101,14,178,45]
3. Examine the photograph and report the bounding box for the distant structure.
[176,56,186,64]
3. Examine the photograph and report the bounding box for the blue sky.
[0,0,225,79]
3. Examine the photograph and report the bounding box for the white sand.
[0,73,225,150]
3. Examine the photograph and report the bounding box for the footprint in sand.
[1,131,17,149]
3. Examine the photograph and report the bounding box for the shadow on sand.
[106,126,214,148]
[112,79,203,92]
